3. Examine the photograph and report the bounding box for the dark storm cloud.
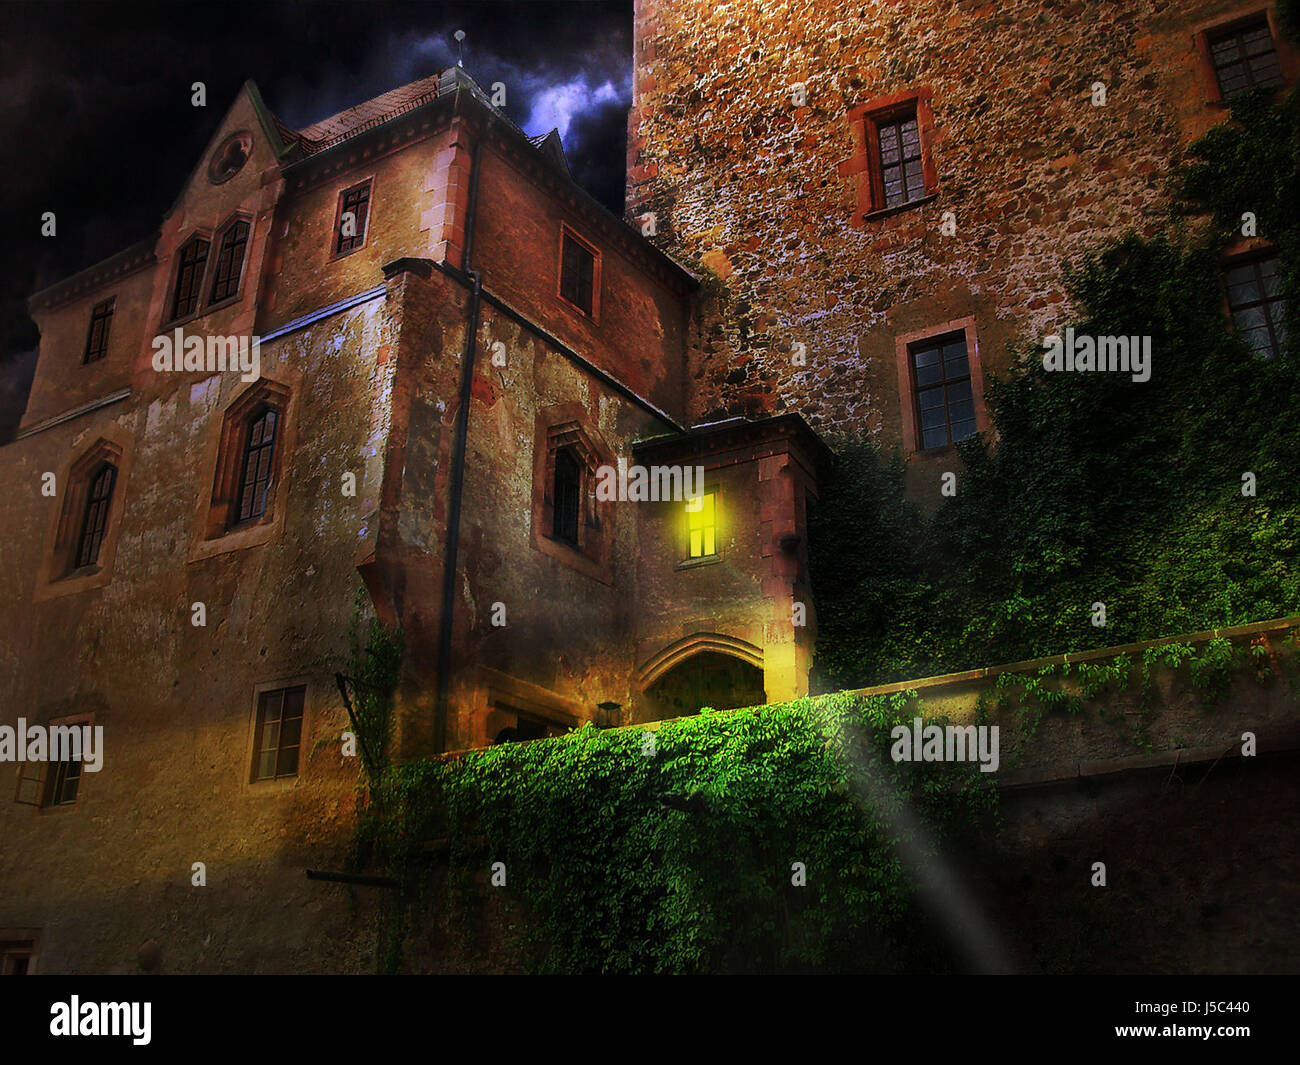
[0,1,632,388]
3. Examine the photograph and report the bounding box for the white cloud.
[523,75,626,142]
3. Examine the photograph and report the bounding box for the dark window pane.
[875,109,924,208]
[76,463,117,568]
[209,221,249,304]
[252,686,306,781]
[918,387,945,410]
[84,299,114,363]
[171,238,210,320]
[1210,19,1282,98]
[553,447,582,544]
[950,419,977,442]
[560,234,596,314]
[1225,254,1286,360]
[910,332,977,448]
[236,408,278,524]
[336,183,371,253]
[914,361,942,386]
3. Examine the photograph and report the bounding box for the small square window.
[686,490,717,559]
[1,940,36,975]
[83,299,114,363]
[1208,17,1285,99]
[251,686,305,782]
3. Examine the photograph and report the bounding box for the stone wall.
[627,0,1281,483]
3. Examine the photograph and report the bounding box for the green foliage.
[342,586,404,783]
[362,693,996,974]
[810,90,1300,690]
[1187,636,1235,709]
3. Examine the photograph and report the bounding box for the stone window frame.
[165,228,215,327]
[1193,5,1297,107]
[839,87,940,226]
[189,373,298,562]
[83,297,115,364]
[529,403,615,584]
[331,176,375,260]
[208,130,253,186]
[249,684,306,783]
[204,212,254,312]
[242,676,314,794]
[34,426,133,602]
[555,221,603,322]
[676,480,724,570]
[14,712,95,813]
[1219,238,1288,360]
[895,317,989,456]
[479,667,582,750]
[0,930,40,974]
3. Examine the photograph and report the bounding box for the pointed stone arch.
[637,632,765,688]
[636,633,767,722]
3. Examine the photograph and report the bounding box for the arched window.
[235,406,278,524]
[552,447,581,545]
[75,462,117,569]
[171,235,210,320]
[208,220,250,305]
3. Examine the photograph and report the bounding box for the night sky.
[0,0,633,393]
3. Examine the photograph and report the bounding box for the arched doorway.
[641,650,767,721]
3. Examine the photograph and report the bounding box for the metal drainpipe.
[434,135,482,754]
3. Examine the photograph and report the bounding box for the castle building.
[627,0,1294,498]
[0,0,1294,973]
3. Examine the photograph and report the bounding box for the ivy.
[340,586,404,784]
[360,692,996,974]
[810,88,1300,691]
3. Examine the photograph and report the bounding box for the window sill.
[328,243,369,264]
[35,564,113,602]
[909,437,979,459]
[675,555,722,571]
[190,514,279,562]
[202,292,244,316]
[863,192,939,223]
[243,775,299,796]
[556,293,597,323]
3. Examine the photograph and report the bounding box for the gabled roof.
[528,129,571,177]
[291,71,447,154]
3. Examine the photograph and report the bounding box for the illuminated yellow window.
[686,491,716,558]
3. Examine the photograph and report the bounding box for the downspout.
[434,134,482,754]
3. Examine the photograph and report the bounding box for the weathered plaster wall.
[0,300,390,973]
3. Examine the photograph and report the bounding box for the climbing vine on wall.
[359,692,996,974]
[339,585,404,784]
[810,87,1300,691]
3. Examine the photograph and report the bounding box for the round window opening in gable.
[208,132,252,184]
